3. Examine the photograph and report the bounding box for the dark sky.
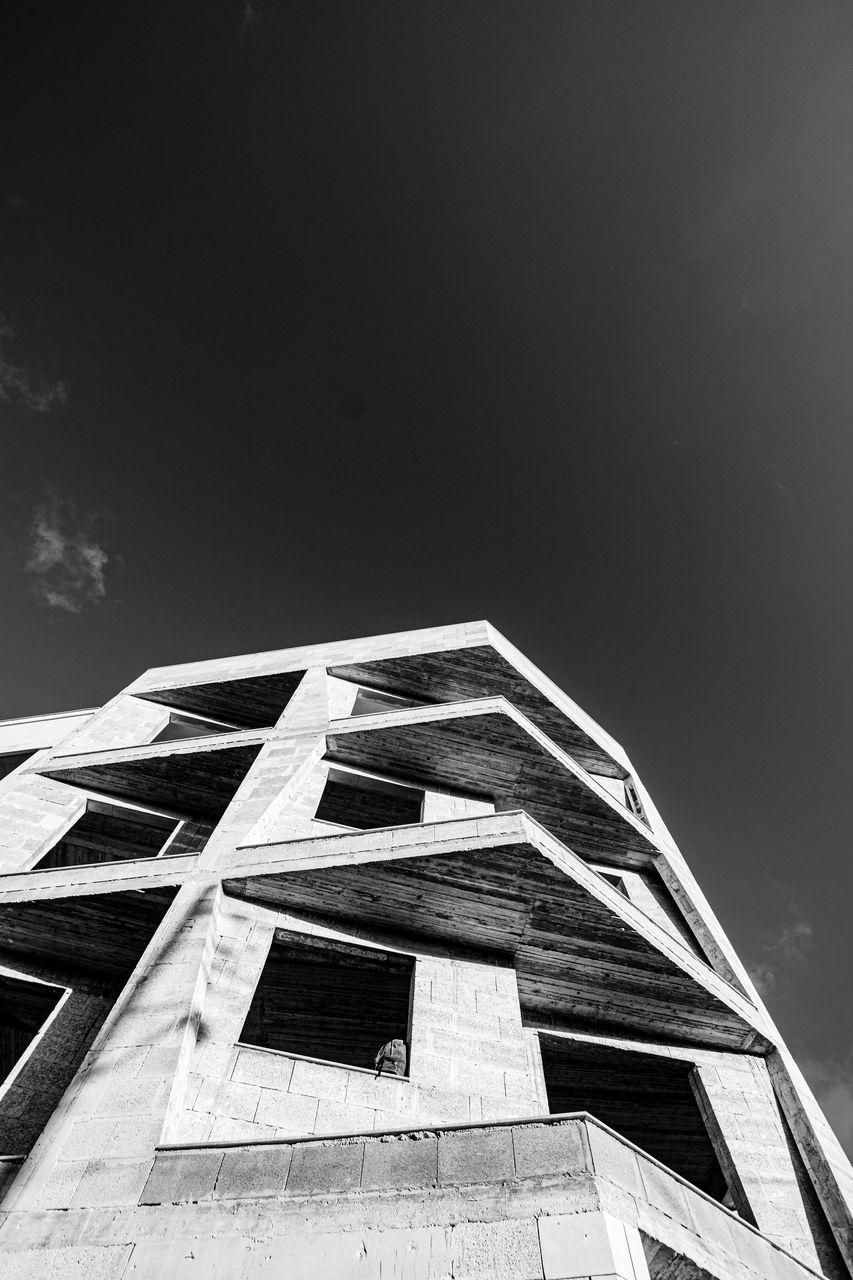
[1,2,851,1150]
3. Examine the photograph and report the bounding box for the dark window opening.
[0,751,36,782]
[598,870,629,896]
[33,799,179,871]
[315,767,424,829]
[0,886,177,1157]
[240,931,414,1074]
[152,712,237,744]
[0,974,64,1101]
[624,779,648,824]
[350,686,424,717]
[539,1035,730,1201]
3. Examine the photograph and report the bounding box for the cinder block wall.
[171,897,542,1145]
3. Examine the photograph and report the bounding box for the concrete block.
[680,1187,738,1256]
[60,1117,117,1161]
[286,1139,364,1194]
[538,1211,634,1280]
[214,1144,292,1198]
[454,1059,506,1098]
[476,1038,528,1072]
[587,1125,644,1198]
[95,1074,166,1117]
[637,1157,694,1228]
[232,1047,295,1090]
[478,1095,529,1122]
[315,1098,376,1135]
[410,1053,457,1090]
[361,1133,439,1190]
[429,1030,473,1059]
[730,1222,776,1276]
[451,1217,543,1280]
[137,1043,182,1077]
[256,1087,319,1132]
[71,1156,152,1207]
[106,1117,164,1158]
[438,1125,515,1185]
[195,1077,261,1122]
[415,1084,471,1123]
[345,1069,410,1113]
[513,1120,589,1178]
[209,1115,275,1142]
[289,1058,349,1102]
[139,1149,223,1204]
[194,1041,239,1079]
[34,1158,87,1209]
[174,1110,214,1143]
[1,1245,134,1279]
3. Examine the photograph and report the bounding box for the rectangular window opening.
[315,766,424,830]
[240,931,414,1075]
[152,711,240,744]
[539,1034,731,1203]
[624,779,648,824]
[0,973,65,1104]
[350,686,425,717]
[0,751,36,782]
[32,798,181,871]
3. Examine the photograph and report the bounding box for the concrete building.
[0,621,850,1279]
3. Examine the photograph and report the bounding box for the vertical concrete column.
[169,896,277,1144]
[768,1046,853,1275]
[410,955,541,1122]
[692,1055,822,1270]
[537,1210,651,1279]
[326,674,360,719]
[199,668,334,858]
[5,882,219,1213]
[273,666,330,736]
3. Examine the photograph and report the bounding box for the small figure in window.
[374,1038,407,1077]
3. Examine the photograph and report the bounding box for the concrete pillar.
[692,1055,822,1271]
[537,1210,650,1279]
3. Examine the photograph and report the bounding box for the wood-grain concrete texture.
[0,623,850,1279]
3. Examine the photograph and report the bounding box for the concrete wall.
[171,897,540,1145]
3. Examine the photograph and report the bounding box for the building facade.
[0,621,850,1279]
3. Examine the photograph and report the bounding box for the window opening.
[0,751,35,782]
[240,931,414,1074]
[0,973,64,1103]
[152,711,239,744]
[598,870,629,897]
[539,1034,730,1201]
[350,686,424,717]
[315,766,424,830]
[32,798,181,871]
[624,779,647,824]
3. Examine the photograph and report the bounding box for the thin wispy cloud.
[25,489,110,613]
[749,910,813,997]
[240,2,263,41]
[0,317,67,414]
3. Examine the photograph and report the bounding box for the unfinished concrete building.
[0,622,850,1279]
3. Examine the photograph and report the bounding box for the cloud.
[240,2,263,40]
[748,909,813,997]
[801,1054,853,1158]
[0,317,67,413]
[25,490,110,613]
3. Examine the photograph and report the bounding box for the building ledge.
[143,1113,822,1280]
